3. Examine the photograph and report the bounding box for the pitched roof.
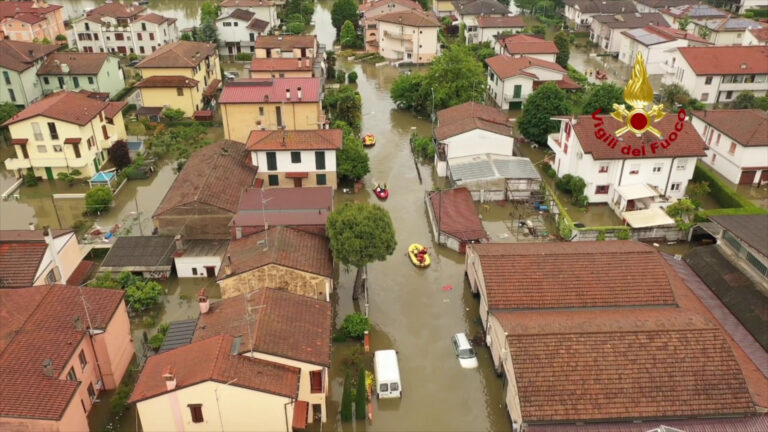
[255,35,317,49]
[359,0,423,13]
[563,0,637,14]
[677,46,768,75]
[103,101,126,119]
[221,226,332,278]
[663,3,728,19]
[135,13,176,25]
[193,288,332,366]
[592,12,668,29]
[692,110,768,147]
[226,8,255,21]
[135,41,216,68]
[476,15,525,28]
[435,102,512,140]
[375,10,441,27]
[0,285,125,420]
[129,334,300,404]
[12,13,45,24]
[710,215,768,258]
[429,188,486,241]
[247,17,270,31]
[134,75,199,88]
[246,129,342,151]
[525,416,768,432]
[495,308,755,422]
[470,241,678,310]
[0,1,62,21]
[699,17,764,32]
[86,2,145,19]
[564,114,707,160]
[0,40,58,72]
[231,186,333,228]
[219,78,322,103]
[451,0,509,15]
[221,0,276,6]
[0,242,47,288]
[496,34,559,55]
[634,0,692,7]
[486,55,566,79]
[100,236,176,270]
[154,140,256,216]
[37,52,109,76]
[249,57,314,72]
[2,91,112,127]
[748,26,768,42]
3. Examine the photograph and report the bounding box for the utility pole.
[134,196,144,236]
[50,196,63,229]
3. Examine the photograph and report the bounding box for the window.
[139,46,145,54]
[37,145,48,153]
[137,32,142,41]
[73,143,81,158]
[268,174,279,186]
[87,383,96,402]
[192,267,198,276]
[598,164,608,173]
[149,33,155,41]
[79,350,87,369]
[115,33,124,41]
[73,77,80,88]
[704,76,712,85]
[310,370,323,393]
[53,145,62,152]
[48,122,58,140]
[233,22,238,27]
[291,152,301,163]
[176,87,184,96]
[85,23,90,31]
[102,125,109,140]
[316,174,327,185]
[141,23,147,31]
[81,399,87,413]
[728,142,737,155]
[259,107,264,116]
[188,404,204,423]
[564,122,571,140]
[66,367,77,381]
[266,152,277,170]
[390,382,399,391]
[652,164,663,173]
[595,185,609,194]
[2,71,10,85]
[88,77,94,85]
[670,182,681,191]
[379,383,389,392]
[315,151,326,170]
[43,76,50,85]
[223,22,232,27]
[676,160,687,170]
[725,91,733,100]
[250,33,255,42]
[8,89,15,102]
[701,92,709,102]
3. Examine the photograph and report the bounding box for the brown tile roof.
[692,110,768,147]
[497,34,559,55]
[494,308,756,422]
[375,9,441,27]
[154,140,256,216]
[429,188,486,241]
[255,35,317,50]
[219,77,322,103]
[0,40,58,72]
[129,334,299,404]
[0,285,126,420]
[635,0,692,7]
[476,15,525,28]
[2,91,112,127]
[565,114,707,160]
[221,226,332,278]
[136,41,217,69]
[592,12,667,29]
[470,241,678,310]
[526,416,768,432]
[677,46,768,75]
[86,2,145,19]
[12,13,45,24]
[231,186,333,228]
[452,0,509,15]
[134,75,199,88]
[360,0,423,13]
[135,13,176,25]
[249,57,314,72]
[533,76,581,90]
[710,215,768,258]
[0,242,48,288]
[435,102,512,140]
[246,129,342,151]
[104,101,126,119]
[247,17,270,31]
[227,8,255,21]
[563,0,637,14]
[221,0,276,6]
[749,26,768,42]
[0,229,72,242]
[193,288,332,366]
[0,1,62,21]
[486,55,565,79]
[37,52,109,76]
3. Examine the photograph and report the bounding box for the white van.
[373,350,402,399]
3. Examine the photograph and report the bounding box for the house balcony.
[547,133,561,151]
[4,155,92,171]
[383,30,412,41]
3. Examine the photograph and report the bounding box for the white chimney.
[235,226,243,240]
[286,88,291,100]
[224,254,233,276]
[43,358,54,377]
[198,288,210,314]
[29,222,36,231]
[174,234,183,251]
[61,63,69,74]
[297,86,302,100]
[162,365,176,391]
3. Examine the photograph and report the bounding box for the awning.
[11,138,28,145]
[285,172,309,179]
[292,400,308,430]
[616,184,660,200]
[621,207,675,228]
[203,78,221,96]
[137,106,164,116]
[64,137,82,144]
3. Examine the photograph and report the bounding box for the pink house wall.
[93,301,135,389]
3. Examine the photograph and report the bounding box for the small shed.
[89,171,116,188]
[621,207,676,228]
[426,187,488,253]
[448,154,542,202]
[99,236,175,278]
[136,106,164,122]
[172,237,229,278]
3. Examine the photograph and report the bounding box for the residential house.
[426,188,487,252]
[0,229,83,288]
[172,237,229,278]
[216,8,271,58]
[0,285,134,431]
[617,25,711,75]
[433,102,514,176]
[690,17,765,46]
[546,114,707,206]
[359,0,423,52]
[220,0,280,28]
[447,154,542,201]
[470,16,525,44]
[246,129,342,189]
[134,41,221,114]
[691,109,768,186]
[254,35,318,58]
[131,13,180,56]
[129,334,304,432]
[249,57,315,78]
[661,46,768,104]
[589,12,668,53]
[153,140,257,239]
[660,4,728,31]
[563,0,637,29]
[219,78,324,142]
[0,39,58,106]
[192,288,332,424]
[451,0,509,44]
[739,0,768,13]
[0,1,66,43]
[633,0,694,13]
[3,91,127,179]
[486,55,581,109]
[218,226,333,300]
[99,236,176,279]
[374,9,441,63]
[493,34,559,62]
[230,186,334,238]
[433,0,456,16]
[743,26,768,46]
[709,214,768,280]
[37,52,125,98]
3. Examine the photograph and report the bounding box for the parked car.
[451,333,478,369]
[224,71,239,81]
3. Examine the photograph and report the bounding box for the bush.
[24,170,38,186]
[286,21,305,34]
[85,186,113,214]
[235,52,253,61]
[90,272,164,312]
[340,313,371,340]
[557,216,573,240]
[128,53,138,61]
[616,229,631,240]
[55,34,67,41]
[347,71,358,84]
[336,70,346,83]
[341,371,353,421]
[411,133,435,161]
[109,140,132,169]
[355,367,367,420]
[163,108,185,121]
[692,164,765,212]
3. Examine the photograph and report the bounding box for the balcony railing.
[383,30,412,41]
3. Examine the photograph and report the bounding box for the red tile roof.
[677,46,768,75]
[435,102,512,140]
[221,0,277,7]
[496,34,559,55]
[221,226,333,279]
[135,13,176,25]
[193,288,332,366]
[0,229,73,288]
[154,140,257,216]
[220,78,322,103]
[129,334,300,404]
[0,1,62,21]
[692,110,768,147]
[37,53,109,76]
[87,2,145,18]
[0,285,126,420]
[135,41,217,68]
[12,13,45,24]
[375,9,441,27]
[0,40,59,72]
[429,188,486,241]
[103,101,126,119]
[360,0,423,13]
[134,75,199,88]
[247,17,270,31]
[749,26,768,42]
[66,260,95,286]
[494,308,756,422]
[470,241,678,310]
[476,15,525,28]
[246,129,342,151]
[2,91,113,127]
[255,35,317,49]
[486,55,566,79]
[249,57,314,72]
[231,186,333,228]
[565,114,707,160]
[293,400,309,430]
[526,416,768,432]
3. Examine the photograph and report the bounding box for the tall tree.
[355,368,368,420]
[323,86,363,133]
[340,20,358,48]
[331,0,359,35]
[340,371,353,421]
[518,82,570,144]
[729,92,759,109]
[108,140,132,169]
[580,83,626,114]
[553,31,570,69]
[337,135,370,181]
[0,102,20,126]
[327,202,397,300]
[195,18,218,42]
[677,15,692,31]
[200,1,220,22]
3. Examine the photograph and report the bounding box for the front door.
[293,177,303,188]
[45,167,54,180]
[205,266,216,278]
[739,170,756,185]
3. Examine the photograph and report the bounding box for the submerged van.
[373,350,402,399]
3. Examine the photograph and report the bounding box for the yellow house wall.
[139,86,197,114]
[221,102,322,142]
[136,381,294,432]
[219,263,332,301]
[138,52,221,114]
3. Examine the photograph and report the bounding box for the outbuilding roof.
[429,188,486,241]
[100,236,176,271]
[710,214,768,258]
[448,154,540,182]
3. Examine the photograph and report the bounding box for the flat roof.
[621,207,675,228]
[615,183,660,200]
[100,236,175,271]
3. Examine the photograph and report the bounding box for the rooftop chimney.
[61,63,69,74]
[286,87,291,100]
[224,255,233,276]
[162,365,176,391]
[198,288,210,314]
[73,315,84,331]
[174,234,184,251]
[264,94,269,102]
[29,222,35,231]
[43,358,54,377]
[741,63,747,69]
[297,86,302,100]
[235,226,243,240]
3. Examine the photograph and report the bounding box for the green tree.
[163,108,186,121]
[458,22,466,44]
[553,31,570,69]
[524,24,546,36]
[677,15,692,30]
[90,272,164,312]
[285,22,305,34]
[341,371,353,421]
[686,181,710,208]
[195,18,218,42]
[355,367,368,420]
[416,0,430,9]
[467,42,495,69]
[697,25,711,40]
[149,124,210,160]
[580,83,626,114]
[390,73,428,112]
[181,32,193,41]
[85,186,114,214]
[89,272,123,289]
[729,92,763,109]
[347,71,359,83]
[340,20,358,48]
[327,202,396,300]
[518,82,570,144]
[0,102,20,125]
[341,313,371,339]
[337,135,370,181]
[660,83,692,108]
[200,1,220,22]
[331,0,359,35]
[24,170,38,187]
[108,140,132,169]
[323,86,362,133]
[411,133,435,160]
[666,198,697,231]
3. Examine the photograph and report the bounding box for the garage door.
[738,170,756,185]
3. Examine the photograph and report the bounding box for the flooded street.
[59,0,207,29]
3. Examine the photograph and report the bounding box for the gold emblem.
[611,52,666,137]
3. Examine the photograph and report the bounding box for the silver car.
[451,333,478,369]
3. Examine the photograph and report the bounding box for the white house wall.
[175,256,223,278]
[442,129,514,159]
[252,149,337,172]
[691,116,768,184]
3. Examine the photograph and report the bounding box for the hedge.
[111,84,134,101]
[692,163,765,213]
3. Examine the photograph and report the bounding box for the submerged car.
[451,333,478,369]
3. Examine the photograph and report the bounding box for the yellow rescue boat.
[363,133,376,147]
[408,243,430,268]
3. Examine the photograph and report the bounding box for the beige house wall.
[255,47,316,59]
[138,51,220,114]
[219,263,332,301]
[255,170,337,190]
[486,314,524,427]
[465,246,490,327]
[378,21,439,64]
[221,101,323,142]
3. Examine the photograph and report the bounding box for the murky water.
[59,0,207,30]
